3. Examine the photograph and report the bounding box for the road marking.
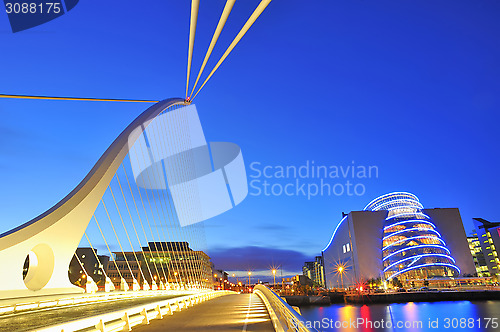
[242,294,253,332]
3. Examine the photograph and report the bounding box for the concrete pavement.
[134,293,275,331]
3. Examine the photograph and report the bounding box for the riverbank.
[282,292,345,306]
[282,290,500,306]
[345,290,500,304]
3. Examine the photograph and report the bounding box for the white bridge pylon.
[0,98,247,299]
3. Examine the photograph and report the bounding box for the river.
[299,300,500,331]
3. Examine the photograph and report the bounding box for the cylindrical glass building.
[364,192,460,281]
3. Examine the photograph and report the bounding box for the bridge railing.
[36,290,233,332]
[0,289,196,315]
[253,284,317,332]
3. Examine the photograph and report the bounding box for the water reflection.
[299,301,500,331]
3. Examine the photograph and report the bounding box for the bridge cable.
[157,106,200,288]
[192,0,272,100]
[135,129,184,287]
[101,199,136,284]
[127,145,170,285]
[0,93,158,103]
[130,142,174,287]
[148,110,190,288]
[84,232,110,280]
[114,175,153,285]
[186,0,200,99]
[189,0,236,100]
[173,105,209,289]
[121,164,163,287]
[145,112,196,288]
[150,105,202,289]
[166,104,207,289]
[93,214,124,281]
[73,253,90,281]
[156,106,201,288]
[108,184,148,286]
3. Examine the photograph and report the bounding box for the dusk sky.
[1,1,499,278]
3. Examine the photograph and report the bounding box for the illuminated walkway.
[134,293,274,332]
[0,294,182,332]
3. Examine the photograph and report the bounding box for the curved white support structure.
[0,98,188,299]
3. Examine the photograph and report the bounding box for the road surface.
[134,293,274,331]
[0,294,182,332]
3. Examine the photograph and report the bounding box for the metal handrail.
[0,289,200,315]
[35,290,233,332]
[253,285,317,332]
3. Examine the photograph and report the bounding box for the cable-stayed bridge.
[0,1,315,330]
[0,99,312,332]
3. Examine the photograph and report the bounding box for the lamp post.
[232,273,237,291]
[248,271,252,289]
[272,269,276,288]
[338,266,344,289]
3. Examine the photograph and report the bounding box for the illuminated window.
[365,192,460,281]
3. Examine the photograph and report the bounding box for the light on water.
[299,301,500,331]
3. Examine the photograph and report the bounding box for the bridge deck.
[0,294,182,332]
[134,293,274,332]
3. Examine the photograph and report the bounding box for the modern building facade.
[107,242,212,289]
[322,192,476,288]
[302,256,325,287]
[472,219,500,280]
[467,232,490,277]
[213,269,229,289]
[68,248,109,287]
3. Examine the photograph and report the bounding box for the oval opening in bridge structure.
[23,244,55,291]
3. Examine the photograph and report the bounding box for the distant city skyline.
[1,1,499,278]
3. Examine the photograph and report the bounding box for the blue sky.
[1,1,499,277]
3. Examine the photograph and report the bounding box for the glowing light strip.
[384,219,435,231]
[386,212,430,220]
[364,192,419,211]
[322,216,347,252]
[382,235,445,251]
[387,263,461,280]
[383,253,456,273]
[383,244,451,261]
[407,257,420,268]
[387,206,421,212]
[370,199,423,211]
[383,227,441,240]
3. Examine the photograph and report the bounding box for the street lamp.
[248,271,252,288]
[337,266,344,289]
[272,269,276,287]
